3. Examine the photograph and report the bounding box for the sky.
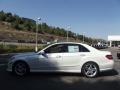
[0,0,120,40]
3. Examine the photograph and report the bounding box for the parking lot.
[0,47,120,90]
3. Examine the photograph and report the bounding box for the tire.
[81,62,99,78]
[12,61,29,76]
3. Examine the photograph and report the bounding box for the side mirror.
[39,50,48,58]
[40,50,45,55]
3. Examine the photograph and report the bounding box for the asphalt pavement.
[0,47,120,90]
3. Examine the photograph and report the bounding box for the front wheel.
[12,62,29,76]
[82,62,99,78]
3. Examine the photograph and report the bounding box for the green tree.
[0,10,6,21]
[5,12,14,22]
[11,22,21,30]
[23,21,31,31]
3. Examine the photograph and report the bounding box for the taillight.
[106,55,113,60]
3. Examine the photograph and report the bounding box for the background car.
[91,44,108,49]
[7,42,114,78]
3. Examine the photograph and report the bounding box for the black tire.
[81,62,99,78]
[12,61,29,76]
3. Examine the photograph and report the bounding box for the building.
[108,35,120,47]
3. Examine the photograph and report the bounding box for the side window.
[67,44,79,53]
[79,45,89,52]
[44,44,67,53]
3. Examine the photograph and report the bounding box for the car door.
[37,44,67,71]
[61,44,90,69]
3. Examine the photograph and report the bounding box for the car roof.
[52,42,83,45]
[40,42,99,53]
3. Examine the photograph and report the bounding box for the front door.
[39,44,67,71]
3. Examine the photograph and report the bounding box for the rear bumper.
[99,60,114,72]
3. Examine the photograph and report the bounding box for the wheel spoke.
[14,63,27,76]
[86,70,91,75]
[91,67,97,71]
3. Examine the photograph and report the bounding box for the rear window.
[79,44,90,52]
[66,44,89,53]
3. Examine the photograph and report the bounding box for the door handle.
[56,56,62,58]
[80,54,86,57]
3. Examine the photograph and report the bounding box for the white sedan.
[7,42,114,78]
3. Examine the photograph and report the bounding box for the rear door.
[61,44,90,68]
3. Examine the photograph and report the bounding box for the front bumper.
[6,61,13,72]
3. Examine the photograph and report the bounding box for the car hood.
[13,52,38,58]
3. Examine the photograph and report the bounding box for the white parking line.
[0,64,6,66]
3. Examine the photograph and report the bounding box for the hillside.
[0,21,78,43]
[0,10,104,44]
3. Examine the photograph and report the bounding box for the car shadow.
[1,66,120,90]
[26,69,118,78]
[98,69,119,77]
[27,72,82,77]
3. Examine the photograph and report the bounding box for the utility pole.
[82,33,85,43]
[67,26,71,42]
[35,18,41,52]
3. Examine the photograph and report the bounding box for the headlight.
[9,56,15,61]
[7,56,15,65]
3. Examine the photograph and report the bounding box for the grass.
[0,44,45,54]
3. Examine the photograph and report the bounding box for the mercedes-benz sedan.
[7,42,114,78]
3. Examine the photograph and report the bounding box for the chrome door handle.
[56,56,61,58]
[80,54,86,56]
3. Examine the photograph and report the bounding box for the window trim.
[43,43,90,54]
[44,44,67,53]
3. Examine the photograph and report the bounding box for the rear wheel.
[12,61,29,76]
[82,62,99,78]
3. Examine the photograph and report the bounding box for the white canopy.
[108,35,120,41]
